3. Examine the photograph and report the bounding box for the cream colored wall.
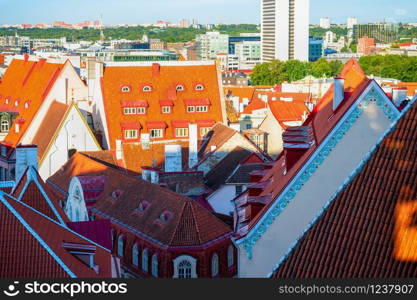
[259,106,284,159]
[39,106,100,180]
[238,101,394,277]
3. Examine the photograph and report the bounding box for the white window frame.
[117,235,124,257]
[162,106,171,114]
[199,127,211,137]
[151,254,158,277]
[1,120,9,132]
[132,243,139,267]
[137,107,146,114]
[227,245,234,268]
[195,84,204,91]
[124,129,138,140]
[187,106,195,113]
[173,255,198,278]
[121,86,131,93]
[142,248,149,272]
[150,129,163,138]
[175,127,189,138]
[143,86,152,92]
[123,107,136,115]
[211,253,219,277]
[176,85,185,91]
[196,106,208,113]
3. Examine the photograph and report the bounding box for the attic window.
[5,98,9,104]
[111,189,124,199]
[176,85,185,91]
[24,101,30,109]
[137,201,150,212]
[121,86,131,93]
[158,211,173,224]
[195,84,204,91]
[14,101,19,107]
[143,86,152,92]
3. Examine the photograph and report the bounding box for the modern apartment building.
[261,0,309,62]
[353,23,399,43]
[196,32,229,60]
[320,17,331,29]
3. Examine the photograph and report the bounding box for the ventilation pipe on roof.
[165,144,182,172]
[115,139,123,160]
[15,145,38,184]
[392,87,408,107]
[188,123,198,169]
[333,77,345,111]
[152,63,160,77]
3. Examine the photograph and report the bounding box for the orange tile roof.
[32,101,69,161]
[241,97,268,114]
[101,62,224,150]
[224,86,255,103]
[268,99,309,128]
[0,58,65,147]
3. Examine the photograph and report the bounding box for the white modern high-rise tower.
[261,0,309,62]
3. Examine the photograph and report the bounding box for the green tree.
[310,58,333,78]
[284,60,311,82]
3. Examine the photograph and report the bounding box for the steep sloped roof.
[274,99,417,278]
[0,58,65,146]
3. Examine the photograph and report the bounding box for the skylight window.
[176,85,185,91]
[143,85,152,92]
[121,86,131,93]
[158,211,173,224]
[195,84,204,91]
[137,201,150,212]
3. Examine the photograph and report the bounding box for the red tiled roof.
[0,59,65,147]
[397,82,417,97]
[236,59,379,235]
[47,152,232,248]
[101,62,224,149]
[268,99,309,128]
[274,99,417,278]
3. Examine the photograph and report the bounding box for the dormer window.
[158,211,173,224]
[14,101,19,107]
[143,85,152,92]
[187,106,195,113]
[176,85,185,91]
[162,106,171,114]
[5,98,9,104]
[195,84,204,91]
[111,189,124,199]
[121,86,131,93]
[1,120,9,132]
[24,101,30,109]
[137,201,150,212]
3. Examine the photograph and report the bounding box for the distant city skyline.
[0,0,416,25]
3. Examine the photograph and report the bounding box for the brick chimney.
[152,63,160,77]
[15,145,38,184]
[282,126,315,172]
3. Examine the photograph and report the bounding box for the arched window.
[178,260,192,278]
[1,120,9,132]
[227,245,234,267]
[143,86,152,92]
[151,254,158,277]
[117,235,124,257]
[142,248,149,272]
[121,86,131,93]
[176,85,185,91]
[211,253,219,277]
[132,243,139,267]
[195,84,204,91]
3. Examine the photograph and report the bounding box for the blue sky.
[0,0,416,25]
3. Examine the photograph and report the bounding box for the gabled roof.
[205,147,253,189]
[0,58,65,146]
[0,192,111,278]
[198,123,238,157]
[31,101,69,161]
[235,59,399,236]
[47,152,232,248]
[267,99,309,128]
[11,166,68,225]
[274,99,417,278]
[101,61,224,149]
[226,163,265,185]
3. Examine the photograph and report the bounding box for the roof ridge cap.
[167,199,188,246]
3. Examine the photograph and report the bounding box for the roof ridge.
[167,199,188,246]
[189,200,203,245]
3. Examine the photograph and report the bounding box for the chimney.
[152,63,160,77]
[24,54,29,62]
[115,139,123,160]
[333,77,345,111]
[392,87,408,107]
[164,144,182,172]
[37,58,46,69]
[15,145,38,183]
[188,123,198,169]
[282,126,314,172]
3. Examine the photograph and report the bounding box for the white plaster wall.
[259,107,284,159]
[207,185,237,215]
[238,102,393,277]
[39,106,100,180]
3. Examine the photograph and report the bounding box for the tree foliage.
[251,58,343,85]
[359,55,417,82]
